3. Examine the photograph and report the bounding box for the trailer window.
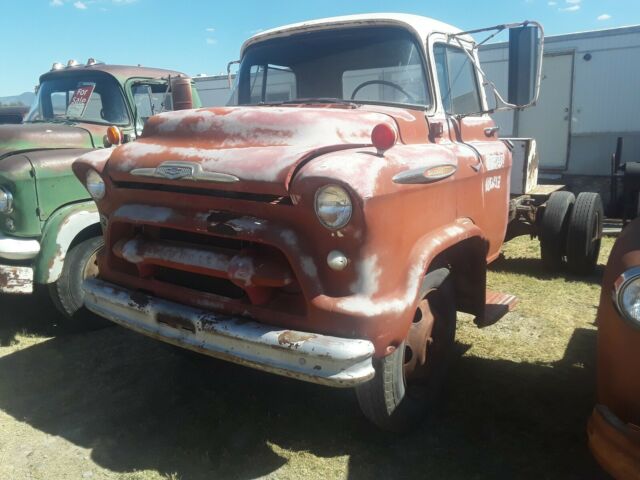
[434,44,482,115]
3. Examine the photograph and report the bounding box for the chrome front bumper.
[0,233,40,261]
[0,234,39,294]
[83,278,376,387]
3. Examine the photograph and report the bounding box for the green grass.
[0,236,615,479]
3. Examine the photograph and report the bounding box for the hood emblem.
[156,164,194,180]
[130,161,240,183]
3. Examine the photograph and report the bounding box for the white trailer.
[480,25,640,205]
[193,74,233,107]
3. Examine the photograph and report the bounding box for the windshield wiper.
[261,98,359,108]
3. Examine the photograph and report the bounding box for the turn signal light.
[106,126,122,146]
[371,123,397,154]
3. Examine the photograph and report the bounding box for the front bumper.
[0,233,39,294]
[83,278,376,387]
[0,232,40,261]
[588,405,640,479]
[0,264,33,293]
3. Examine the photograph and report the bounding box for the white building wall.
[480,25,640,177]
[193,75,233,107]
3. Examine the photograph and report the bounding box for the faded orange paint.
[73,96,510,356]
[588,218,640,479]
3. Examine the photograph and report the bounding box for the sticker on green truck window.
[66,82,96,118]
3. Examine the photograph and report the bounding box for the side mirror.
[508,24,543,107]
[171,76,194,110]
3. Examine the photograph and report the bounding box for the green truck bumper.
[0,232,40,293]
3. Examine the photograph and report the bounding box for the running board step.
[474,290,518,327]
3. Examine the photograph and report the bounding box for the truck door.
[433,42,511,262]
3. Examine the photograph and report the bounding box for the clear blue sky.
[1,0,638,96]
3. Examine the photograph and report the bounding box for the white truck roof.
[240,13,471,55]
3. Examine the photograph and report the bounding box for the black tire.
[355,276,456,432]
[48,237,111,332]
[566,192,603,275]
[539,191,575,271]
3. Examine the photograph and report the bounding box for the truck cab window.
[434,44,482,115]
[234,27,430,108]
[26,74,129,125]
[248,65,297,103]
[132,82,172,128]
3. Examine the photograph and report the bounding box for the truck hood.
[106,106,396,196]
[0,123,94,160]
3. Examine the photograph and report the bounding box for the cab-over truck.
[74,14,602,430]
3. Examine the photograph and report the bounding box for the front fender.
[310,218,487,356]
[595,218,640,426]
[0,154,40,237]
[35,201,99,284]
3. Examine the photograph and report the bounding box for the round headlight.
[0,187,13,213]
[613,267,640,327]
[315,185,352,230]
[86,170,105,200]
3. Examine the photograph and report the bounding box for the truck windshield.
[26,73,129,126]
[231,26,431,109]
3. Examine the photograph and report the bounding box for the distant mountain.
[0,92,35,107]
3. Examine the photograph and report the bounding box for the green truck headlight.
[0,187,13,213]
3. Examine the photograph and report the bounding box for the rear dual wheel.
[539,191,603,275]
[355,276,456,432]
[566,193,603,275]
[540,191,574,270]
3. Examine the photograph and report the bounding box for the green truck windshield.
[26,73,130,126]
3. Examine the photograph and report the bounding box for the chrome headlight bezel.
[314,184,353,230]
[85,169,105,201]
[612,266,640,328]
[0,187,13,214]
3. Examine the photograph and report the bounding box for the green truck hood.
[0,123,96,236]
[0,123,95,159]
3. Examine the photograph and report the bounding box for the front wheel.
[355,276,456,432]
[48,237,111,331]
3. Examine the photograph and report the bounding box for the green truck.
[0,59,199,329]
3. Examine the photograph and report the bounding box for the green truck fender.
[35,201,100,284]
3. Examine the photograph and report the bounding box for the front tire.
[355,276,456,432]
[48,237,111,331]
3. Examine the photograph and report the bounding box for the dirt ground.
[0,236,615,480]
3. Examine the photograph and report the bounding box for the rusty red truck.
[73,14,602,430]
[588,217,640,477]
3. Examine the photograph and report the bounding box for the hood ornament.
[130,161,240,183]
